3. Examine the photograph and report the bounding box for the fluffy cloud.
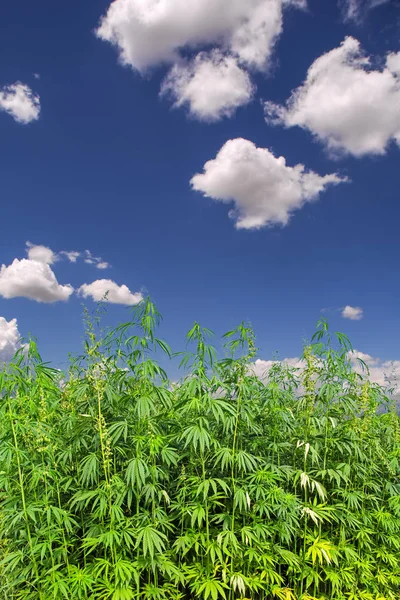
[0,82,40,124]
[0,259,73,303]
[191,138,346,229]
[265,37,400,157]
[0,317,22,363]
[78,279,143,305]
[96,0,304,72]
[96,0,305,120]
[340,0,389,21]
[342,305,363,320]
[26,242,57,265]
[161,51,254,121]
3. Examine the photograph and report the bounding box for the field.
[0,299,399,600]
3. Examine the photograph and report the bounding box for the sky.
[1,0,400,384]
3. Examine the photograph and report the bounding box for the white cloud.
[254,350,400,395]
[96,0,305,120]
[340,0,389,22]
[348,350,400,388]
[161,51,254,121]
[265,37,400,157]
[60,250,80,263]
[26,241,57,265]
[78,279,143,305]
[0,317,22,363]
[0,259,73,303]
[0,82,40,124]
[342,305,364,320]
[96,0,304,72]
[190,138,346,229]
[96,261,110,270]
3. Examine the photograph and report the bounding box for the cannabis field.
[0,300,399,600]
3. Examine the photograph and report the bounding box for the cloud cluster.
[191,138,346,229]
[26,243,111,270]
[254,349,400,393]
[78,279,143,306]
[265,37,400,157]
[0,317,23,363]
[83,250,110,270]
[0,243,142,306]
[0,82,40,124]
[96,0,305,121]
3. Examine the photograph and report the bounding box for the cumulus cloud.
[78,279,143,305]
[190,138,346,229]
[96,0,304,71]
[265,37,400,157]
[0,82,40,124]
[0,259,73,303]
[26,241,57,265]
[96,0,305,120]
[161,51,254,121]
[0,317,23,363]
[342,305,364,320]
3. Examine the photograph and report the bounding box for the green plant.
[0,301,399,600]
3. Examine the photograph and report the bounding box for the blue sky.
[0,0,400,380]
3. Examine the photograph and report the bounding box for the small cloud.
[96,261,110,270]
[33,73,40,80]
[0,82,40,124]
[60,250,80,263]
[78,279,143,306]
[342,305,364,320]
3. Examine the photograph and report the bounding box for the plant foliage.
[0,300,399,600]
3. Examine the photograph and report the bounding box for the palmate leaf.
[135,525,168,559]
[192,578,228,600]
[305,536,337,566]
[79,453,100,486]
[125,457,149,489]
